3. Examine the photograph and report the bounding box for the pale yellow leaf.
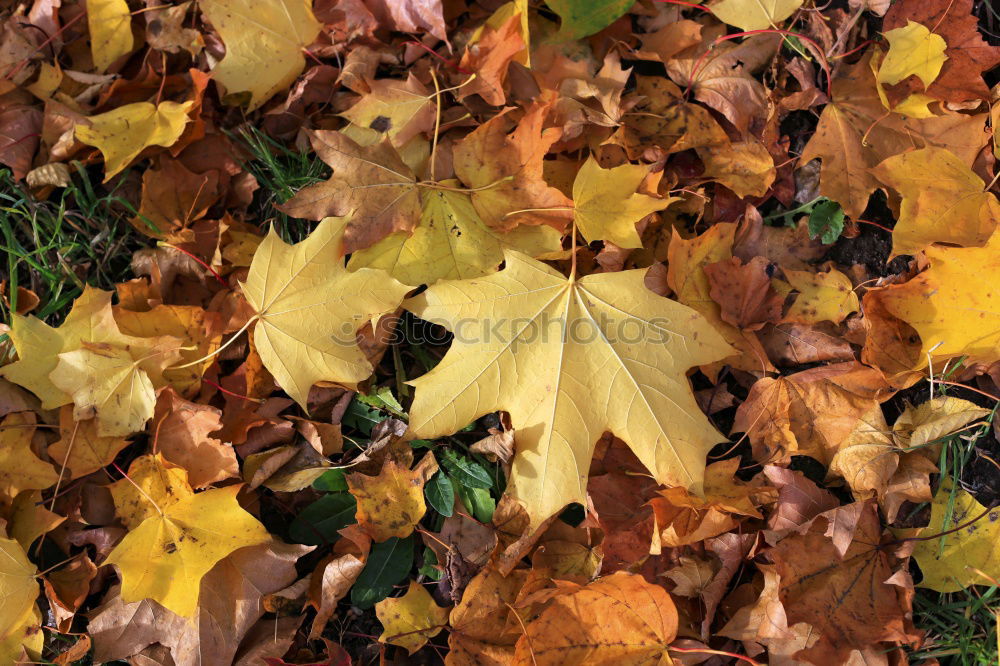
[241,216,410,407]
[406,251,732,528]
[75,101,193,181]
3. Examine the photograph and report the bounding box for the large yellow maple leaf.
[875,230,1000,367]
[405,251,732,527]
[105,483,271,618]
[199,0,321,110]
[241,216,410,408]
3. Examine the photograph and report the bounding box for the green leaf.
[425,471,455,517]
[343,398,382,436]
[546,0,634,41]
[356,386,406,418]
[457,485,496,523]
[439,449,493,490]
[288,493,357,546]
[418,547,443,581]
[808,199,846,245]
[351,535,415,609]
[313,468,348,492]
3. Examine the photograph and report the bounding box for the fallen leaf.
[88,0,132,72]
[50,338,182,437]
[771,502,919,662]
[734,362,893,464]
[452,98,573,230]
[347,187,562,286]
[456,14,524,107]
[448,565,527,665]
[546,0,633,41]
[873,231,1000,367]
[199,0,321,110]
[906,477,999,591]
[572,155,674,248]
[698,139,777,198]
[667,223,774,375]
[376,580,450,654]
[241,216,410,408]
[279,131,420,252]
[872,146,999,257]
[878,21,948,89]
[1,287,149,409]
[340,74,435,147]
[406,250,732,528]
[0,412,58,501]
[710,0,804,31]
[48,406,130,481]
[0,536,40,664]
[364,0,447,42]
[89,541,311,665]
[105,484,272,617]
[512,572,678,664]
[75,101,194,181]
[704,256,783,330]
[782,267,860,325]
[800,53,987,216]
[618,76,728,157]
[347,450,438,541]
[884,0,1000,104]
[152,389,238,488]
[666,33,778,132]
[892,396,990,450]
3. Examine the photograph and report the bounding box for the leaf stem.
[172,314,258,369]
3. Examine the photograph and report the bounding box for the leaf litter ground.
[3,0,1000,664]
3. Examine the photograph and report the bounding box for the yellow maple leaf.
[88,0,133,72]
[199,0,321,110]
[872,146,999,256]
[376,580,450,654]
[0,537,41,663]
[1,287,124,408]
[241,216,410,408]
[348,187,562,286]
[572,155,674,249]
[50,338,182,437]
[782,267,860,325]
[75,101,193,181]
[0,413,58,501]
[347,450,438,542]
[907,477,1000,592]
[105,484,271,617]
[108,454,194,529]
[878,20,948,88]
[405,251,732,528]
[710,0,803,31]
[875,231,1000,367]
